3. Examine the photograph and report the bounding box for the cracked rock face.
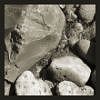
[48,56,91,86]
[5,5,65,82]
[15,71,52,95]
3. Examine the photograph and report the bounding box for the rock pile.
[4,4,96,96]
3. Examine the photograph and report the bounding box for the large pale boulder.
[5,5,65,82]
[48,56,91,86]
[15,71,52,95]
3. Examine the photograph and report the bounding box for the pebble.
[48,56,91,86]
[15,71,52,95]
[56,81,81,95]
[56,81,94,96]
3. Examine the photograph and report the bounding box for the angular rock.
[48,56,91,86]
[80,85,94,96]
[56,81,81,95]
[15,71,52,95]
[73,39,95,65]
[5,5,65,82]
[79,5,96,23]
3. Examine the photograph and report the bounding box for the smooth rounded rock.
[48,56,91,86]
[79,5,96,23]
[15,71,52,95]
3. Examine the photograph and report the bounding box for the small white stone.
[56,81,81,95]
[80,85,94,96]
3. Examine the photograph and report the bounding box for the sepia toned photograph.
[4,4,96,96]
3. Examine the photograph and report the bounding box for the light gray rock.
[79,5,96,23]
[5,5,65,82]
[56,81,94,96]
[5,81,11,96]
[15,71,52,95]
[56,81,81,95]
[80,85,94,96]
[48,56,91,86]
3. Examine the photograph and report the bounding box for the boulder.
[15,71,52,95]
[5,5,65,82]
[48,56,91,86]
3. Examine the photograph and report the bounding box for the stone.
[64,5,77,21]
[73,39,95,65]
[56,81,81,95]
[80,85,94,96]
[44,80,54,89]
[5,81,11,96]
[79,5,96,23]
[48,56,91,86]
[59,5,66,9]
[5,5,65,82]
[56,81,94,96]
[73,22,83,33]
[15,71,52,95]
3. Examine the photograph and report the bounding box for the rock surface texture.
[15,71,52,95]
[56,81,94,96]
[79,5,96,23]
[5,5,65,82]
[4,4,96,96]
[48,56,91,86]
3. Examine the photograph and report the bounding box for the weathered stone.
[56,81,81,95]
[5,81,11,96]
[79,5,96,23]
[5,5,65,82]
[73,39,95,65]
[48,56,91,86]
[80,85,94,96]
[15,71,52,95]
